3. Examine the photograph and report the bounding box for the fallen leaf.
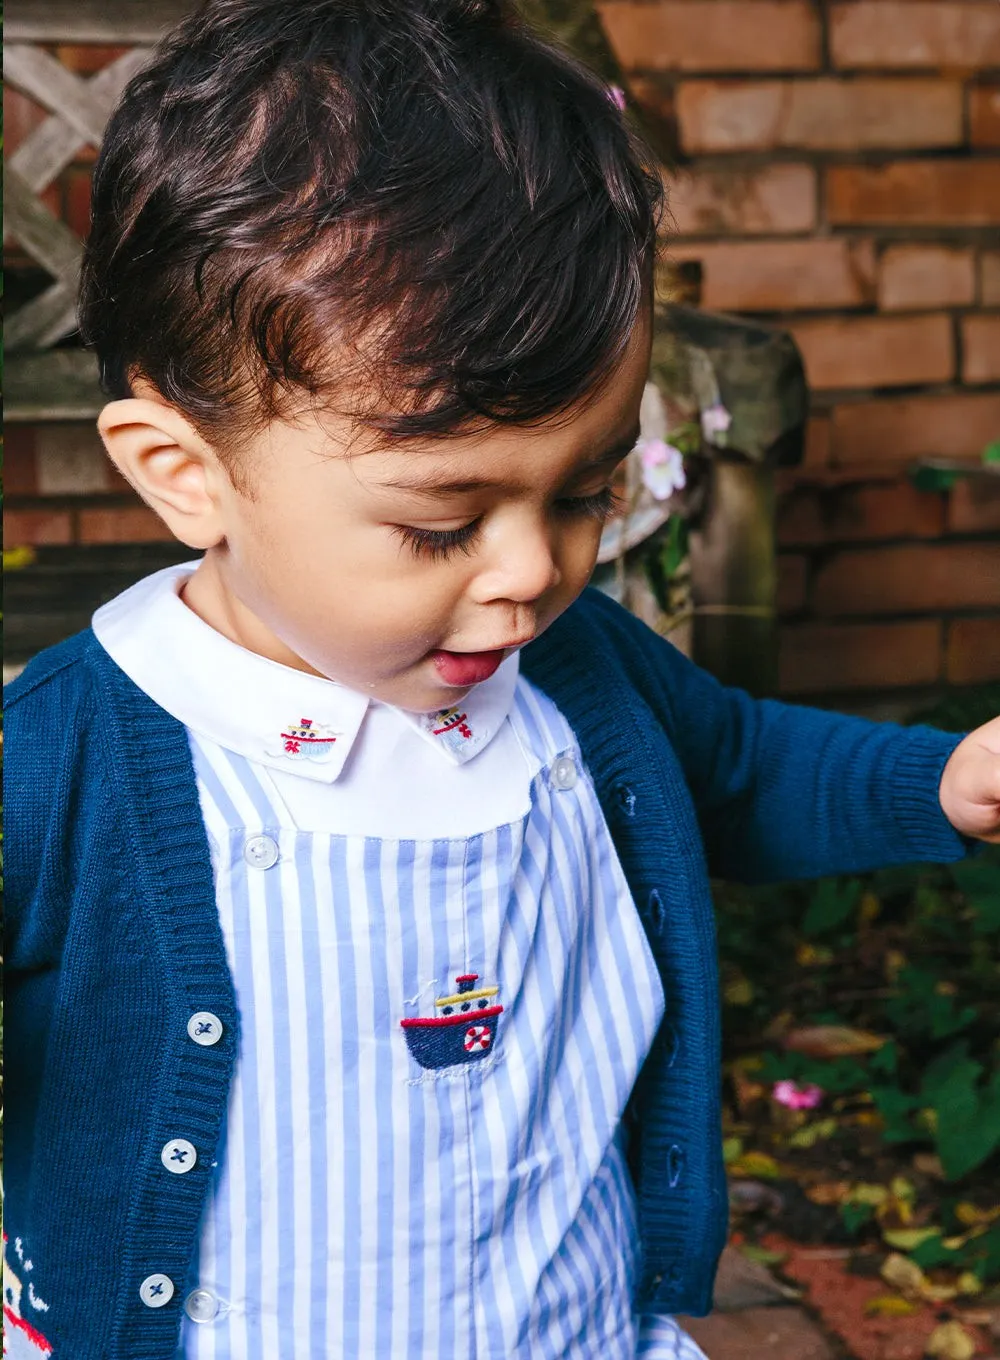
[956,1272,983,1296]
[788,1118,838,1149]
[880,1251,927,1297]
[724,975,754,1006]
[783,1025,886,1058]
[912,1153,945,1180]
[848,1183,890,1207]
[882,1228,941,1251]
[806,1180,851,1206]
[727,1151,782,1180]
[859,891,882,925]
[796,942,834,966]
[864,1294,920,1317]
[723,1137,744,1165]
[955,1201,1000,1227]
[925,1320,975,1360]
[740,1243,789,1266]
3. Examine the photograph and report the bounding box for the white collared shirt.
[93,563,534,839]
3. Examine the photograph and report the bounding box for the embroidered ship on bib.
[400,973,503,1070]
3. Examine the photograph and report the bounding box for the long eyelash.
[392,520,482,560]
[557,487,623,522]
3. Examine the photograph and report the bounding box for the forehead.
[345,311,652,491]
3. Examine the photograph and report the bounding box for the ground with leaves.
[714,686,1000,1359]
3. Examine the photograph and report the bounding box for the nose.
[471,521,561,606]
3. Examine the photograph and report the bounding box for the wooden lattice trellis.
[5,0,191,418]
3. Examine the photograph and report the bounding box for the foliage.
[716,686,1000,1290]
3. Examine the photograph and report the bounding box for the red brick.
[948,477,1000,534]
[877,245,975,311]
[777,480,945,547]
[3,508,73,546]
[827,161,1000,228]
[962,314,1000,384]
[779,620,943,694]
[788,314,953,391]
[830,2,1000,70]
[804,414,832,468]
[970,84,1000,148]
[2,86,47,157]
[2,426,39,496]
[814,542,1000,616]
[666,163,816,236]
[668,239,874,311]
[777,554,809,615]
[77,506,175,544]
[981,252,1000,306]
[946,616,1000,685]
[676,78,962,154]
[829,392,1000,465]
[597,1,821,73]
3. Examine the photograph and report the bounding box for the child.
[6,2,999,1357]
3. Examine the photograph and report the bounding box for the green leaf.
[982,439,1000,466]
[910,1233,962,1269]
[841,1201,875,1234]
[931,1061,1000,1181]
[802,879,862,937]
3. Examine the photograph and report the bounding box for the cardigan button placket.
[139,1273,175,1307]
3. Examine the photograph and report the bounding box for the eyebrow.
[378,423,642,498]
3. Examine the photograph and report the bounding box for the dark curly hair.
[79,0,662,455]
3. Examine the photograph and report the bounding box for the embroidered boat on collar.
[432,707,472,739]
[400,974,503,1070]
[274,717,341,763]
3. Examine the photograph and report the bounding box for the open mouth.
[429,648,508,687]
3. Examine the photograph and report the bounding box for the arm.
[582,590,970,883]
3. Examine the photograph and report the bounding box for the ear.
[97,393,229,550]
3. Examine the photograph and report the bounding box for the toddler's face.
[181,314,651,712]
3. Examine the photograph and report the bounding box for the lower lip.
[430,649,506,687]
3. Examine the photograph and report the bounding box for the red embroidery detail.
[464,1025,492,1052]
[432,709,472,739]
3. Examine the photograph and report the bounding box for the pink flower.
[637,437,686,500]
[700,402,732,441]
[607,85,627,112]
[772,1079,823,1110]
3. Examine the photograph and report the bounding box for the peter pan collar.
[92,562,519,783]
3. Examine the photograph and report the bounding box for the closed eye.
[391,519,482,560]
[554,486,623,521]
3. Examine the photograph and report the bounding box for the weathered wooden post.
[663,305,808,697]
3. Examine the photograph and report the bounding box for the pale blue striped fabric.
[179,678,708,1359]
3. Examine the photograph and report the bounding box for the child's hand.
[939,715,1000,843]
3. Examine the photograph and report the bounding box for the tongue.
[430,649,503,687]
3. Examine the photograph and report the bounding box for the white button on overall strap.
[161,1138,197,1174]
[244,834,279,869]
[184,1287,221,1323]
[187,1011,223,1045]
[139,1273,174,1307]
[550,754,578,791]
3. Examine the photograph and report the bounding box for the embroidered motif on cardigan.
[268,718,341,763]
[400,973,503,1070]
[3,1235,53,1358]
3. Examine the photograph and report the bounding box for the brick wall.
[600,0,1000,704]
[5,19,1000,703]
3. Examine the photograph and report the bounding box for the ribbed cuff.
[887,724,969,863]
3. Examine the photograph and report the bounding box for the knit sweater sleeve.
[582,591,969,884]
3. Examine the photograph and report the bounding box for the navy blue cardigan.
[5,589,967,1359]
